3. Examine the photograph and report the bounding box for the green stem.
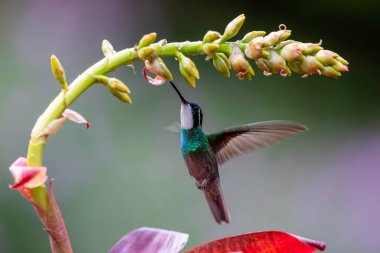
[24,40,235,253]
[26,41,236,170]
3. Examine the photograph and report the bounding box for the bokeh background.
[1,0,379,252]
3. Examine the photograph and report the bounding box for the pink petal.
[142,66,166,86]
[109,227,189,253]
[9,157,47,189]
[62,109,90,129]
[40,117,68,137]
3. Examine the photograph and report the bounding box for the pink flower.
[9,157,47,193]
[142,56,173,86]
[9,158,72,253]
[142,65,166,86]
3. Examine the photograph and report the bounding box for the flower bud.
[138,33,157,49]
[229,44,254,79]
[213,53,231,77]
[50,55,68,90]
[301,56,323,75]
[93,75,132,102]
[336,56,349,65]
[332,61,349,72]
[280,42,303,62]
[109,78,131,94]
[202,43,220,59]
[245,37,265,60]
[321,66,341,78]
[315,50,349,73]
[288,61,305,75]
[267,50,291,76]
[299,42,323,55]
[203,31,221,43]
[179,54,199,79]
[263,29,291,46]
[255,58,271,75]
[138,46,155,60]
[178,53,199,87]
[107,85,132,103]
[241,31,266,43]
[179,64,195,87]
[221,14,245,42]
[102,40,116,57]
[275,40,295,50]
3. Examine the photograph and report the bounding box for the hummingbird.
[169,81,308,224]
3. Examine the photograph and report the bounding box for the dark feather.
[207,121,308,165]
[203,179,230,224]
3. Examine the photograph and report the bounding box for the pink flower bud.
[301,56,323,75]
[263,29,291,46]
[256,58,271,75]
[299,42,323,55]
[267,50,289,75]
[332,61,349,72]
[315,50,337,65]
[229,44,254,79]
[288,61,305,75]
[245,37,265,60]
[280,42,303,62]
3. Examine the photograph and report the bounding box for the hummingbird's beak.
[169,81,188,104]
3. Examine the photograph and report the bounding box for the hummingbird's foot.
[196,179,209,190]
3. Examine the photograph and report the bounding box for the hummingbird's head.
[181,102,203,130]
[169,81,203,130]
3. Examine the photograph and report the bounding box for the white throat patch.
[181,104,193,129]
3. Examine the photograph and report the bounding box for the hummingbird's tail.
[203,179,230,224]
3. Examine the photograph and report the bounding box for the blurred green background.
[1,1,379,252]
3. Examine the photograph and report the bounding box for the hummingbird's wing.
[207,121,308,165]
[165,121,181,133]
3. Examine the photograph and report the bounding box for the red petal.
[109,227,188,253]
[185,231,326,253]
